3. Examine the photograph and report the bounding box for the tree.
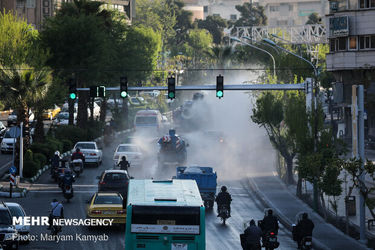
[233,3,267,28]
[41,1,114,128]
[196,15,227,45]
[306,13,322,25]
[184,28,213,68]
[0,11,52,149]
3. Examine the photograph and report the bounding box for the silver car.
[72,141,102,167]
[5,202,30,238]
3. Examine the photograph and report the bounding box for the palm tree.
[207,45,234,68]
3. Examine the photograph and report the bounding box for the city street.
[1,92,298,249]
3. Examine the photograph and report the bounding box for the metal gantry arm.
[77,83,305,92]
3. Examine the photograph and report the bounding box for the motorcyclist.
[296,213,314,249]
[243,219,262,250]
[62,169,75,194]
[215,186,232,217]
[48,199,64,230]
[118,156,130,171]
[50,151,61,177]
[71,147,85,162]
[261,209,279,235]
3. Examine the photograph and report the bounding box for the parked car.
[43,105,61,120]
[5,202,30,239]
[53,112,76,126]
[113,144,142,168]
[86,192,126,225]
[97,170,131,198]
[72,141,102,167]
[0,203,19,249]
[7,110,34,126]
[0,121,7,140]
[1,129,17,154]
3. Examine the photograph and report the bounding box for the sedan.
[72,141,102,167]
[5,202,30,238]
[43,105,61,120]
[53,112,76,126]
[113,144,142,168]
[97,170,131,198]
[86,192,126,225]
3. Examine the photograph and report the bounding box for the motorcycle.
[301,236,312,250]
[218,204,230,225]
[63,185,74,203]
[48,216,62,236]
[262,230,279,250]
[71,159,83,177]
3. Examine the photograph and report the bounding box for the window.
[329,37,348,52]
[270,6,279,12]
[203,6,208,12]
[338,37,347,50]
[359,36,371,49]
[213,14,220,17]
[277,20,288,26]
[359,0,375,8]
[372,35,375,48]
[349,36,357,50]
[16,0,26,8]
[230,14,237,20]
[289,4,294,11]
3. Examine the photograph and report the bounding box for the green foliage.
[34,153,47,167]
[306,13,322,25]
[24,149,33,162]
[61,139,73,153]
[53,125,88,145]
[23,160,40,178]
[196,15,227,45]
[233,3,267,28]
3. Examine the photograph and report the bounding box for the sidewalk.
[248,172,370,250]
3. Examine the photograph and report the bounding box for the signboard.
[9,166,16,174]
[131,224,199,235]
[329,16,349,37]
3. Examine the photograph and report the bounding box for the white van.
[134,110,164,135]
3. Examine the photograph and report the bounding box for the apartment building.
[259,0,328,26]
[326,0,375,140]
[0,0,133,30]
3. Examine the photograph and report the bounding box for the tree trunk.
[77,90,88,128]
[100,98,107,122]
[286,156,295,185]
[89,98,94,122]
[296,175,302,197]
[121,99,129,130]
[34,111,45,143]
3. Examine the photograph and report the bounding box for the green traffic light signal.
[168,92,175,99]
[120,91,128,98]
[216,90,223,98]
[69,92,76,100]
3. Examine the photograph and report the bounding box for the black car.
[97,170,131,198]
[0,203,19,250]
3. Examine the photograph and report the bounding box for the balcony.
[326,50,375,71]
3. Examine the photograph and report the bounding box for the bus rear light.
[99,181,105,185]
[91,210,102,214]
[90,153,97,156]
[117,210,126,214]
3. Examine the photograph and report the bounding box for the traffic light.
[168,77,176,100]
[120,77,128,98]
[89,86,97,98]
[98,86,106,98]
[68,78,77,100]
[216,74,224,99]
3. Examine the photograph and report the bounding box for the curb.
[0,188,27,198]
[247,176,330,250]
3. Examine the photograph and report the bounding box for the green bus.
[125,179,205,250]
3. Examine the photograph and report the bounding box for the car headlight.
[1,141,6,146]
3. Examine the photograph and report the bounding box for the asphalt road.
[0,129,299,250]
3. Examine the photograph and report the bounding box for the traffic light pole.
[76,83,305,92]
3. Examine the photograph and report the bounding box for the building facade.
[326,0,375,140]
[259,0,328,26]
[0,0,133,30]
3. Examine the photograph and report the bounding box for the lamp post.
[242,36,280,55]
[230,37,276,77]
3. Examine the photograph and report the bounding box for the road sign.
[8,126,21,138]
[9,166,16,174]
[9,173,15,185]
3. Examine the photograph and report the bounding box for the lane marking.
[29,190,97,193]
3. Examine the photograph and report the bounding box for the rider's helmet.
[250,219,256,226]
[221,186,227,192]
[55,151,60,157]
[302,213,308,219]
[52,198,58,202]
[268,209,273,216]
[76,148,80,153]
[121,156,126,161]
[169,129,176,137]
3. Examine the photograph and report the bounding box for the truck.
[176,166,217,209]
[157,129,188,168]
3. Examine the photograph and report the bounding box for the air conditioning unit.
[330,1,338,12]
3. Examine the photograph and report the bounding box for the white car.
[113,144,142,168]
[53,112,77,125]
[1,129,17,153]
[5,202,30,238]
[73,141,102,167]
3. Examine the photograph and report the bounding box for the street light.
[242,36,280,55]
[230,37,276,77]
[262,38,318,77]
